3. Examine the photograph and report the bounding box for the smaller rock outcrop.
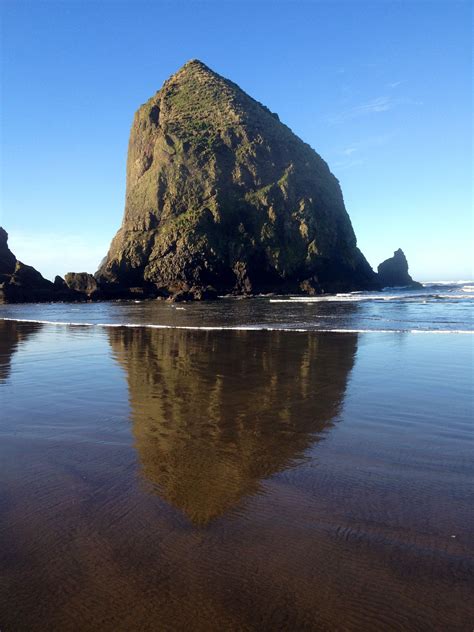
[0,227,82,303]
[64,272,102,299]
[1,228,56,302]
[1,264,55,303]
[377,249,421,288]
[0,228,163,303]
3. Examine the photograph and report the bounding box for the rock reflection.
[0,320,43,382]
[108,328,357,524]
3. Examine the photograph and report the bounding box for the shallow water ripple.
[0,320,473,631]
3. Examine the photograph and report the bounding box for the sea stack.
[96,59,378,299]
[377,248,421,288]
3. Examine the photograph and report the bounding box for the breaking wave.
[1,318,472,335]
[270,284,474,304]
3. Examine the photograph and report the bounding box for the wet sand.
[0,321,473,630]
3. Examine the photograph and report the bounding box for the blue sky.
[1,0,472,281]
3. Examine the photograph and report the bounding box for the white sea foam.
[270,295,390,303]
[269,289,474,303]
[1,318,472,334]
[423,280,474,286]
[270,294,417,303]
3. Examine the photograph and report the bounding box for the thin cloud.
[332,158,365,170]
[331,158,366,171]
[332,132,396,171]
[327,96,421,125]
[347,132,396,152]
[387,80,404,89]
[327,96,393,124]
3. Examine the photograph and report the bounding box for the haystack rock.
[377,248,421,288]
[96,60,379,299]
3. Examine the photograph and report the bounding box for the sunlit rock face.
[97,60,378,299]
[108,328,358,524]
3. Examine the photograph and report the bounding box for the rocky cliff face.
[97,60,378,298]
[377,248,421,288]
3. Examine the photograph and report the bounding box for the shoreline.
[1,317,473,334]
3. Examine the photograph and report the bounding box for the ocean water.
[0,284,473,631]
[0,281,473,332]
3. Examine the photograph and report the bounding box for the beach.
[1,299,473,630]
